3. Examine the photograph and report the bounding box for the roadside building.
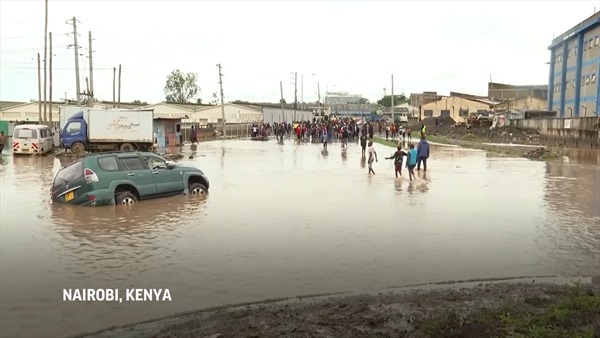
[193,103,262,124]
[548,11,599,117]
[258,104,313,124]
[420,95,495,123]
[487,83,548,101]
[409,91,443,109]
[493,96,547,113]
[153,117,184,151]
[0,101,62,145]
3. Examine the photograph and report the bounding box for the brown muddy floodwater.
[0,139,599,338]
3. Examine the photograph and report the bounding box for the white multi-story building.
[324,91,364,105]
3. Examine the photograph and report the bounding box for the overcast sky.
[0,0,598,104]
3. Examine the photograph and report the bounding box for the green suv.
[51,152,210,206]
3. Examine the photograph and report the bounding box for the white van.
[12,124,55,155]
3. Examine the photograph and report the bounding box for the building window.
[595,36,599,46]
[582,76,586,86]
[565,80,570,88]
[573,79,576,88]
[592,74,597,84]
[586,75,591,85]
[584,41,589,50]
[575,48,577,55]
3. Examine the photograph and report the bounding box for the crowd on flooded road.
[248,118,432,182]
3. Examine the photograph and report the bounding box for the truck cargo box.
[86,109,154,142]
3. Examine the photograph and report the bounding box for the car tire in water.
[72,142,85,154]
[188,183,208,196]
[115,191,138,205]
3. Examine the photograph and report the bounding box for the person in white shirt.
[367,141,378,175]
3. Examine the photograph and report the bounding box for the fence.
[181,123,254,141]
[510,116,599,148]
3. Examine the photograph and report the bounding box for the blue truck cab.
[60,111,88,152]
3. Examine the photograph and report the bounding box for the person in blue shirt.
[416,135,430,171]
[406,143,418,181]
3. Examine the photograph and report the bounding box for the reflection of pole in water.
[220,147,225,168]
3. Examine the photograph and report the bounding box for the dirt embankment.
[409,117,541,145]
[78,279,600,338]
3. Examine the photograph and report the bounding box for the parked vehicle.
[51,152,210,206]
[60,109,154,153]
[12,124,55,155]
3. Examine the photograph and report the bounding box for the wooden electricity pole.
[280,81,285,123]
[37,53,42,123]
[217,63,226,137]
[391,74,395,123]
[112,67,116,108]
[293,72,297,122]
[43,0,48,123]
[49,32,53,127]
[88,31,94,106]
[117,64,121,108]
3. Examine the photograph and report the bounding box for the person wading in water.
[0,131,7,154]
[367,141,378,175]
[386,145,407,178]
[406,143,418,181]
[360,134,367,156]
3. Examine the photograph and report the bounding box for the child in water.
[406,143,418,181]
[385,145,407,178]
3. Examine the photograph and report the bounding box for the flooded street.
[0,139,599,338]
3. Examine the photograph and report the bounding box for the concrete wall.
[494,96,547,112]
[510,117,599,148]
[193,104,262,124]
[421,97,490,123]
[262,107,313,124]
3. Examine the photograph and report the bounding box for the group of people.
[383,136,429,180]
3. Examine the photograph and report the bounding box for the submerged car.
[51,152,210,206]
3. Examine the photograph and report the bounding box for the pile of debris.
[525,147,558,160]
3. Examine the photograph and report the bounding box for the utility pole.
[293,72,298,121]
[317,82,321,117]
[280,81,285,123]
[217,63,226,137]
[391,74,395,123]
[88,31,94,107]
[301,74,304,112]
[117,64,121,108]
[112,67,116,108]
[37,53,42,123]
[66,17,81,106]
[49,32,53,127]
[43,0,48,124]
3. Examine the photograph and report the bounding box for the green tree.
[358,97,369,104]
[280,98,286,104]
[377,94,408,107]
[164,69,199,103]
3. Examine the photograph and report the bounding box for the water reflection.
[360,154,366,168]
[1,140,599,338]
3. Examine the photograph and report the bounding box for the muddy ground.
[78,278,599,338]
[409,117,541,145]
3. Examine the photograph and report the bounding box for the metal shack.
[153,117,183,152]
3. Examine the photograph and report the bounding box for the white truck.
[60,108,154,153]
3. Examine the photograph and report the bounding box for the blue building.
[548,12,599,117]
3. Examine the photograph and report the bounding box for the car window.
[121,157,147,171]
[53,160,83,189]
[14,128,38,139]
[66,122,82,133]
[145,156,167,169]
[98,156,120,171]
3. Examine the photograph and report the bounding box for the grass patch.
[415,285,600,337]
